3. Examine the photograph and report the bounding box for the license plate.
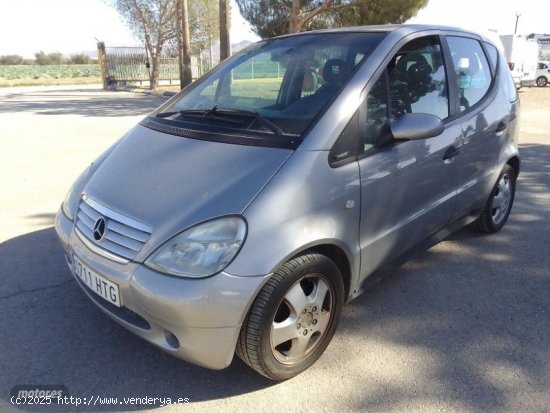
[73,256,121,307]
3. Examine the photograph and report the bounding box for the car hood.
[82,125,293,261]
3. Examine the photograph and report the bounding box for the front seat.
[318,58,348,94]
[283,58,348,115]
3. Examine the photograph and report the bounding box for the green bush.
[70,54,92,64]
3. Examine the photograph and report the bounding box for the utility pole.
[176,0,192,89]
[514,12,521,35]
[219,0,230,61]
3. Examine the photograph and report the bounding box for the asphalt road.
[0,85,549,413]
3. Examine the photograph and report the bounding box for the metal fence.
[232,55,283,79]
[97,42,210,87]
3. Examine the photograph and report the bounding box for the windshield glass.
[149,32,385,143]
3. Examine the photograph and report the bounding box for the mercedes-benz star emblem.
[93,217,106,242]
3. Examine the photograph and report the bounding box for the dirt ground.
[519,86,550,110]
[517,86,550,146]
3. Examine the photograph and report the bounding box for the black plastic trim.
[140,117,302,150]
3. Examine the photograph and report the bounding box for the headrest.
[323,59,347,85]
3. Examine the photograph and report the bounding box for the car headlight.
[145,217,247,278]
[61,166,91,221]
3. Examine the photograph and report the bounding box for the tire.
[536,76,548,87]
[236,253,344,380]
[471,164,516,233]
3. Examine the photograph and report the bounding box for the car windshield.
[148,32,385,145]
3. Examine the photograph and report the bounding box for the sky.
[407,0,549,35]
[0,0,547,58]
[0,0,260,58]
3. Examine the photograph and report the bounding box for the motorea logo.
[11,385,68,400]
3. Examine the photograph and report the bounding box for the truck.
[500,35,539,87]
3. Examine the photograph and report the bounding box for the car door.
[356,35,463,278]
[444,35,511,220]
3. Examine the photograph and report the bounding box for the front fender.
[225,150,362,298]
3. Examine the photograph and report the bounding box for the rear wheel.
[536,76,548,87]
[237,253,344,380]
[472,164,516,233]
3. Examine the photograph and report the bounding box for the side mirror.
[378,113,444,146]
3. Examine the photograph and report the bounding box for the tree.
[48,52,65,65]
[34,51,65,65]
[334,0,429,26]
[288,0,336,33]
[236,0,331,38]
[219,0,230,60]
[188,0,219,57]
[109,0,177,89]
[236,0,429,38]
[0,55,24,65]
[164,1,219,59]
[235,1,284,39]
[34,51,51,65]
[70,54,92,64]
[175,0,192,88]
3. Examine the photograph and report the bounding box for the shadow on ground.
[0,144,548,412]
[0,227,274,412]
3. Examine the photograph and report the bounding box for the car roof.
[271,24,496,49]
[274,24,476,38]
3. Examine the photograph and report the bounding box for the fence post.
[96,42,108,90]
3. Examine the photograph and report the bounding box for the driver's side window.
[363,35,449,153]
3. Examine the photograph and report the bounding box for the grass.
[0,64,101,87]
[0,69,282,92]
[155,78,283,96]
[0,64,99,79]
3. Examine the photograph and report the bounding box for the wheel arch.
[287,243,353,302]
[507,155,520,177]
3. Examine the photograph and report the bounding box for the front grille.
[75,195,152,261]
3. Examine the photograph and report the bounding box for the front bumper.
[54,209,268,370]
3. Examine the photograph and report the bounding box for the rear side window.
[485,41,518,102]
[484,42,498,70]
[447,36,493,111]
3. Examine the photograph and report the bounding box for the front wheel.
[236,253,344,380]
[536,76,548,87]
[471,164,516,233]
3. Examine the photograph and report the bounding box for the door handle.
[496,122,507,135]
[443,145,461,161]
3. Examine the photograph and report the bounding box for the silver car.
[536,61,549,87]
[55,25,520,380]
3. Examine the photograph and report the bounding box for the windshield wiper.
[211,107,284,135]
[156,106,284,135]
[155,109,211,119]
